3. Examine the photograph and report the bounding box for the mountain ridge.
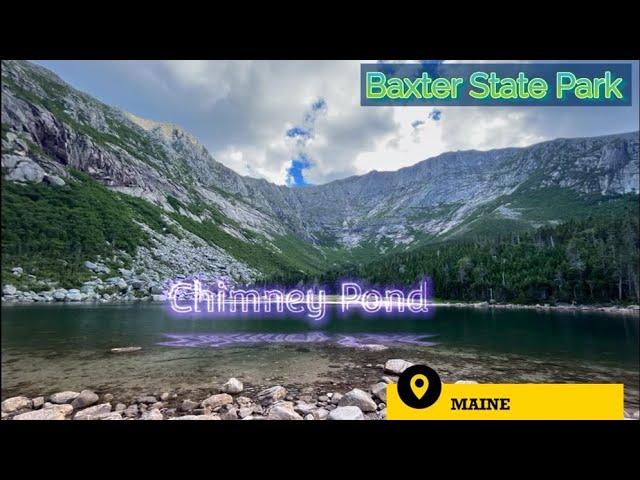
[2,59,639,296]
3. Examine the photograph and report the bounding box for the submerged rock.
[220,377,243,394]
[110,346,142,353]
[384,359,413,375]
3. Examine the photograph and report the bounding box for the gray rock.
[13,404,73,420]
[220,407,238,420]
[124,405,139,418]
[136,395,158,404]
[44,174,65,187]
[454,380,478,384]
[110,346,142,353]
[384,359,413,375]
[52,290,67,301]
[312,408,329,420]
[330,393,343,405]
[74,403,113,420]
[257,385,287,405]
[50,391,80,404]
[371,382,388,403]
[160,392,170,401]
[5,157,45,183]
[2,285,17,296]
[181,399,199,412]
[338,388,377,412]
[32,396,45,409]
[267,403,303,420]
[2,396,32,413]
[328,406,365,420]
[140,408,163,420]
[115,403,127,412]
[220,377,243,394]
[238,407,253,419]
[294,402,317,416]
[84,261,98,271]
[201,393,233,409]
[11,267,23,276]
[103,393,114,402]
[71,390,99,409]
[169,415,220,420]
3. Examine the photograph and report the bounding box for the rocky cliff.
[1,60,638,302]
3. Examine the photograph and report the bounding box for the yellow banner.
[387,383,624,420]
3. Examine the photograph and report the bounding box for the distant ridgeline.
[281,198,639,305]
[1,59,639,305]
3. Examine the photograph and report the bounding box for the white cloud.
[37,60,640,185]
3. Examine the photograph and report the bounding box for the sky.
[34,60,639,187]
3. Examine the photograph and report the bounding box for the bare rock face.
[1,58,638,288]
[4,157,46,183]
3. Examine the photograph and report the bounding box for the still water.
[2,303,639,407]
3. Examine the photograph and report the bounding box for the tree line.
[271,205,639,305]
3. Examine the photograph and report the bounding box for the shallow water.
[2,303,638,409]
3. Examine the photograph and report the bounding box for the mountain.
[1,60,638,298]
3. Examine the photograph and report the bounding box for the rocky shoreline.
[3,358,638,421]
[1,359,414,421]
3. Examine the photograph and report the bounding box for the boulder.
[71,390,99,409]
[13,404,72,420]
[180,399,199,412]
[201,393,233,409]
[384,359,413,375]
[49,391,80,404]
[371,382,388,403]
[220,377,243,394]
[257,386,287,405]
[2,285,17,296]
[267,403,303,420]
[44,174,65,187]
[140,408,163,420]
[136,395,158,404]
[328,406,365,420]
[74,403,113,420]
[312,408,329,420]
[5,157,45,183]
[338,388,377,412]
[1,396,32,413]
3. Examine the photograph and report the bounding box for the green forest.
[272,199,640,305]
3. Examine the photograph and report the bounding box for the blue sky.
[34,60,640,186]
